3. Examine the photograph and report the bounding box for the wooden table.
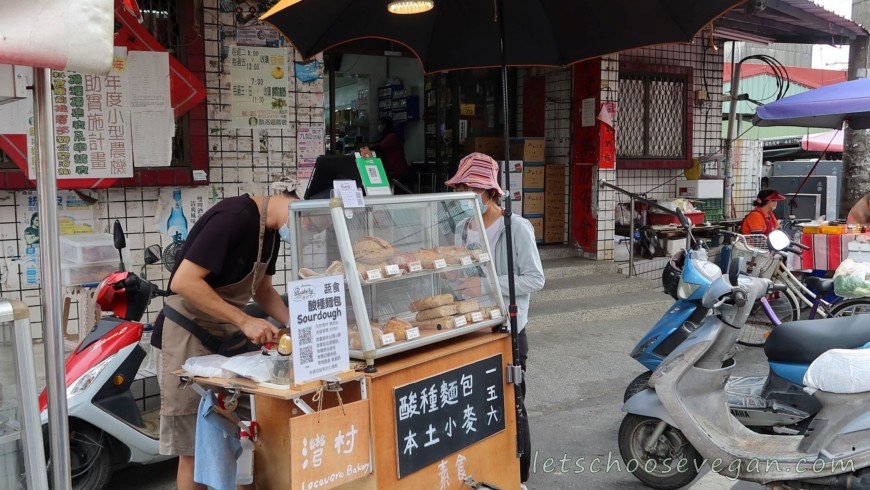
[190,331,519,490]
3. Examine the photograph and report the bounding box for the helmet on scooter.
[661,250,685,300]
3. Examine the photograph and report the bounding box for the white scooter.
[621,221,870,490]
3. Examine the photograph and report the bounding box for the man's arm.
[171,259,279,344]
[253,276,290,326]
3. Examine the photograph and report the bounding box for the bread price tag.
[478,253,491,263]
[490,309,502,320]
[366,269,383,280]
[453,315,468,327]
[408,261,423,273]
[461,256,473,266]
[385,264,401,276]
[471,311,484,323]
[433,259,447,269]
[405,327,420,340]
[381,332,396,345]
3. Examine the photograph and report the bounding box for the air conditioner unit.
[0,65,28,106]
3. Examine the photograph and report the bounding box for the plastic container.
[264,355,291,385]
[848,240,870,263]
[820,225,846,235]
[60,233,117,264]
[236,421,254,485]
[647,211,704,226]
[61,260,118,286]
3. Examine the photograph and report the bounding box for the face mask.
[278,224,291,244]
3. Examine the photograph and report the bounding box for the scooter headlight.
[66,354,116,398]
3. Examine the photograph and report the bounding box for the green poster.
[355,156,392,196]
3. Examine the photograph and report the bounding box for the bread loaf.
[455,299,479,314]
[415,316,456,330]
[348,325,385,350]
[415,249,440,269]
[353,236,396,264]
[416,304,459,321]
[383,317,412,341]
[410,293,454,311]
[435,246,466,265]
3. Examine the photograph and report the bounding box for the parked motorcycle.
[620,217,870,489]
[38,221,284,489]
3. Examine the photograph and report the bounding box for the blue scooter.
[625,223,870,432]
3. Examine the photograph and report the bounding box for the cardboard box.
[529,217,544,241]
[508,172,523,194]
[544,227,564,243]
[546,164,566,183]
[470,136,505,159]
[523,192,545,215]
[545,201,566,218]
[523,165,545,189]
[506,189,523,214]
[510,138,545,162]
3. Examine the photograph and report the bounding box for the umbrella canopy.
[262,0,743,73]
[754,78,870,130]
[801,129,843,152]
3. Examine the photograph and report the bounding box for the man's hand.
[239,317,280,345]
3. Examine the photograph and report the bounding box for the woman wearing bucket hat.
[741,188,786,235]
[446,152,545,487]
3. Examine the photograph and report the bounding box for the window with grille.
[617,64,692,167]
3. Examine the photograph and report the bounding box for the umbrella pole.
[496,0,525,467]
[34,67,73,490]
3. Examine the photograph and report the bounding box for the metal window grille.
[140,0,189,166]
[616,72,687,159]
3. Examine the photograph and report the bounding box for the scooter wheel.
[47,423,112,490]
[624,371,653,402]
[618,414,701,490]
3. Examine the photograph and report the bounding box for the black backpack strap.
[162,303,224,353]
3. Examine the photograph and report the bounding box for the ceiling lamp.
[387,0,434,15]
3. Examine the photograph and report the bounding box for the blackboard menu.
[394,354,505,477]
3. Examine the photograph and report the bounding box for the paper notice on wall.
[581,97,596,127]
[127,51,171,110]
[229,46,290,129]
[153,187,213,243]
[132,110,174,167]
[53,47,134,179]
[296,124,323,180]
[14,190,99,288]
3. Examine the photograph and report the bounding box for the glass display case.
[288,192,507,369]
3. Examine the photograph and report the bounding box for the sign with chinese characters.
[290,399,371,490]
[52,47,134,178]
[297,124,324,180]
[394,354,505,477]
[289,275,349,384]
[229,46,290,129]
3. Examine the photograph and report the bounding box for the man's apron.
[159,196,276,416]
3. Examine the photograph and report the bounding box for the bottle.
[166,190,189,240]
[236,421,255,485]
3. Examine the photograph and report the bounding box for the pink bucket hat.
[445,152,504,196]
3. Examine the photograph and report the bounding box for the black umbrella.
[262,0,742,464]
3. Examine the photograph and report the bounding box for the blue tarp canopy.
[754,77,870,130]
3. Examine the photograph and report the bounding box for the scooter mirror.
[768,230,790,251]
[113,220,126,250]
[728,255,744,286]
[144,244,162,265]
[675,208,690,230]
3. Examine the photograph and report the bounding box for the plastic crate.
[647,211,704,226]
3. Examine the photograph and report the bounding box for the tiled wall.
[5,0,322,340]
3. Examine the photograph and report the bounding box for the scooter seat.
[804,276,835,294]
[765,315,870,364]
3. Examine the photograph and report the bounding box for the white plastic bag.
[833,258,870,298]
[220,351,271,383]
[181,354,231,378]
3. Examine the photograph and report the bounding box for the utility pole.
[841,0,870,218]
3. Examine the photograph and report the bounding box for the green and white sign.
[355,156,392,196]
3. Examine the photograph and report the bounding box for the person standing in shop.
[741,188,786,235]
[153,178,300,490]
[847,192,870,225]
[445,152,545,489]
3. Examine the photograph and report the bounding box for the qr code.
[299,345,313,364]
[298,326,313,345]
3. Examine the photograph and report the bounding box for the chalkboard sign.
[394,354,505,477]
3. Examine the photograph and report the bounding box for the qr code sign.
[298,326,313,345]
[299,345,314,364]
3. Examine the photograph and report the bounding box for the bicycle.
[720,230,870,346]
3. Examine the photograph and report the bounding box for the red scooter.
[38,220,174,489]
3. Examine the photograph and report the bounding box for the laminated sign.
[394,354,505,477]
[289,275,350,384]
